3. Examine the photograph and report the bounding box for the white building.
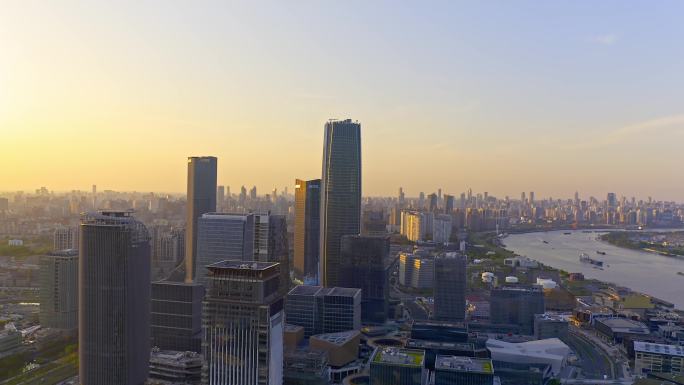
[486,338,570,375]
[432,215,453,244]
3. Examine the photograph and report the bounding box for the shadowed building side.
[185,156,217,283]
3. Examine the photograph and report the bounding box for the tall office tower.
[92,184,97,209]
[294,179,321,280]
[437,188,442,200]
[529,191,535,205]
[428,193,438,212]
[433,253,467,322]
[79,211,151,385]
[418,192,425,208]
[490,285,545,335]
[185,156,217,283]
[339,235,390,324]
[216,186,225,211]
[39,249,78,331]
[444,194,454,214]
[607,192,617,208]
[195,213,255,285]
[250,185,257,200]
[239,186,247,205]
[398,187,405,205]
[285,285,361,337]
[520,192,526,204]
[150,281,204,353]
[54,226,79,251]
[459,193,466,208]
[320,119,361,287]
[202,261,284,385]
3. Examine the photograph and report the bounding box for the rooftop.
[311,330,360,346]
[597,317,650,334]
[372,347,424,367]
[207,260,279,271]
[406,339,474,351]
[634,341,684,357]
[435,356,494,374]
[287,285,361,298]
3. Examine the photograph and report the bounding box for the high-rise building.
[398,187,405,205]
[79,211,151,385]
[339,235,390,324]
[370,347,427,385]
[294,179,321,280]
[320,119,361,287]
[53,226,79,251]
[432,215,453,244]
[607,192,617,208]
[250,185,257,200]
[195,213,255,285]
[202,261,285,385]
[216,185,225,211]
[39,249,78,331]
[185,156,217,283]
[0,197,9,212]
[433,253,467,323]
[254,213,290,292]
[150,281,204,353]
[444,194,454,214]
[285,285,361,337]
[428,193,438,213]
[490,285,545,335]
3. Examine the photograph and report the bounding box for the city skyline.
[3,2,684,199]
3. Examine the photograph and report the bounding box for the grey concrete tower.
[320,119,361,287]
[79,211,151,385]
[185,156,217,283]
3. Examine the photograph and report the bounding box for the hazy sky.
[2,1,684,200]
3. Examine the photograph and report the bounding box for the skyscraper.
[185,156,217,283]
[294,179,321,280]
[39,249,78,331]
[202,261,285,385]
[433,253,467,322]
[428,193,438,212]
[195,213,255,285]
[320,119,361,287]
[54,226,79,251]
[79,211,151,385]
[490,285,545,335]
[285,285,361,337]
[216,185,225,211]
[444,194,454,214]
[150,281,204,353]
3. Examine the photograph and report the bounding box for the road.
[566,330,615,380]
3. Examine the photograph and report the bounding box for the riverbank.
[600,231,684,259]
[498,229,684,309]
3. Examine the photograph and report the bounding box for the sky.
[2,1,684,200]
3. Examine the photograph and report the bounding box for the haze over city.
[3,1,684,199]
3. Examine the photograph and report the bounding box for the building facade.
[339,235,390,324]
[53,226,79,251]
[285,285,361,337]
[150,281,204,353]
[320,119,362,287]
[39,249,78,331]
[202,261,285,385]
[490,285,545,335]
[185,156,217,283]
[634,341,684,376]
[369,347,426,385]
[433,253,467,323]
[294,179,321,281]
[79,211,151,385]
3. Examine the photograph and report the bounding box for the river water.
[502,229,684,309]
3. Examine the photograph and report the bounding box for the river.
[501,229,684,309]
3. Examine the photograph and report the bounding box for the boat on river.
[580,253,604,267]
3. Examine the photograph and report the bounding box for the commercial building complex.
[486,338,570,376]
[285,285,361,337]
[433,356,494,385]
[150,281,203,353]
[369,347,426,385]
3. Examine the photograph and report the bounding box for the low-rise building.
[148,349,202,384]
[594,317,650,344]
[434,355,494,385]
[486,338,570,376]
[634,341,684,376]
[0,330,21,354]
[310,330,360,368]
[534,314,569,341]
[369,347,427,385]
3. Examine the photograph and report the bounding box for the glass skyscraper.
[433,252,467,322]
[320,119,361,287]
[185,156,217,283]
